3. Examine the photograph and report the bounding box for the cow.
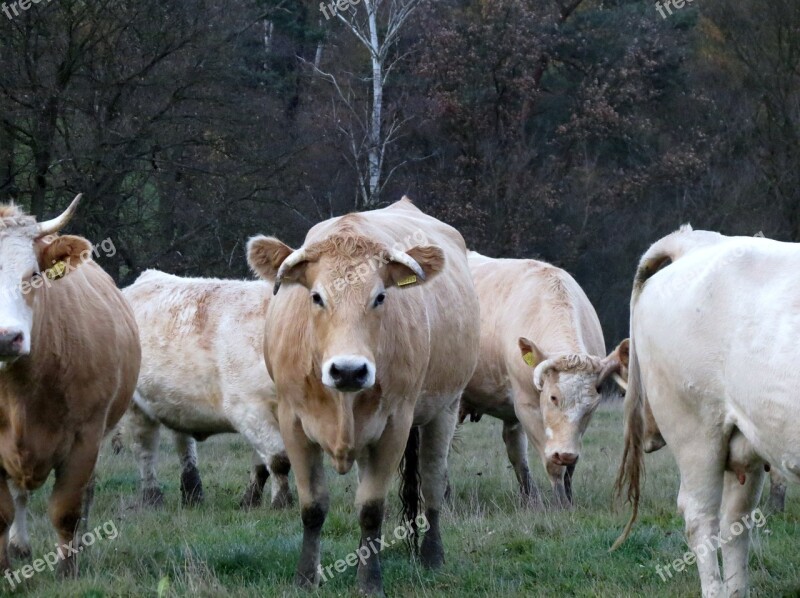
[122,271,292,509]
[246,197,480,596]
[460,252,626,507]
[615,225,800,598]
[0,195,140,578]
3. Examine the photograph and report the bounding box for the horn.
[36,194,82,237]
[388,249,425,280]
[533,359,556,391]
[612,373,628,393]
[596,357,623,389]
[273,247,308,295]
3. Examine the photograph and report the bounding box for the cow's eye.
[550,395,559,405]
[311,292,324,307]
[373,292,386,308]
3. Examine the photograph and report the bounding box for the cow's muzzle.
[0,329,26,360]
[322,355,376,392]
[549,452,579,467]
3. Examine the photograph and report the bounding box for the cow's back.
[124,271,274,434]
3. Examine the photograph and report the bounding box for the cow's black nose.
[0,329,25,358]
[329,362,369,390]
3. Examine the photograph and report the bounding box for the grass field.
[7,403,800,597]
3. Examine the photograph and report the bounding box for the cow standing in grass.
[460,252,626,507]
[616,225,800,598]
[0,196,140,578]
[122,272,292,509]
[247,197,480,596]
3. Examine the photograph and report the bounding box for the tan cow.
[460,252,625,507]
[122,271,291,509]
[247,197,480,596]
[0,196,139,578]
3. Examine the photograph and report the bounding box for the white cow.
[616,225,800,598]
[123,270,291,509]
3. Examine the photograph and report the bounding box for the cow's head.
[0,195,86,361]
[517,337,625,467]
[247,232,444,393]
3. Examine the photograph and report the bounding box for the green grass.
[8,403,800,597]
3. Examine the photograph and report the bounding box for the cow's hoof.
[180,467,204,507]
[420,537,445,570]
[294,571,318,589]
[768,488,786,514]
[239,485,263,510]
[56,557,78,580]
[358,584,386,597]
[271,489,294,509]
[8,541,32,561]
[141,487,165,508]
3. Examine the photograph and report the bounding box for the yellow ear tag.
[397,274,418,287]
[523,352,537,367]
[45,261,67,281]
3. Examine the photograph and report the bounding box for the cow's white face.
[537,370,603,466]
[0,231,39,360]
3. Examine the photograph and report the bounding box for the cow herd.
[0,195,795,597]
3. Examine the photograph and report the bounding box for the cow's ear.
[386,245,445,287]
[247,236,295,281]
[36,234,92,270]
[616,338,630,369]
[518,337,546,368]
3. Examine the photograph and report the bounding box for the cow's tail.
[611,231,689,550]
[398,425,422,553]
[611,333,645,550]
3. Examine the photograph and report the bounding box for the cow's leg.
[545,461,570,509]
[129,402,164,507]
[418,398,460,570]
[280,409,328,589]
[564,462,576,505]
[674,452,726,597]
[175,432,204,507]
[643,397,666,453]
[767,469,787,513]
[719,467,765,598]
[0,478,13,572]
[268,452,293,509]
[48,434,102,579]
[240,451,269,509]
[354,415,411,597]
[8,483,31,560]
[512,396,564,508]
[501,420,540,507]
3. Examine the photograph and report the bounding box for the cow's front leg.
[175,433,204,507]
[8,483,31,559]
[419,398,460,569]
[240,451,269,509]
[280,408,328,588]
[48,432,102,579]
[720,467,765,597]
[501,421,540,507]
[545,462,570,509]
[268,452,293,509]
[129,401,164,507]
[354,416,411,597]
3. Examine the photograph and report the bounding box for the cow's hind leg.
[767,469,786,513]
[240,451,269,509]
[418,397,459,570]
[268,453,293,509]
[720,466,765,598]
[674,446,726,598]
[8,483,31,560]
[129,401,164,507]
[48,433,102,579]
[175,433,204,507]
[501,420,541,508]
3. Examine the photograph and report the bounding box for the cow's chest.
[0,413,65,490]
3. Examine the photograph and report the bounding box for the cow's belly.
[135,383,235,436]
[461,387,517,422]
